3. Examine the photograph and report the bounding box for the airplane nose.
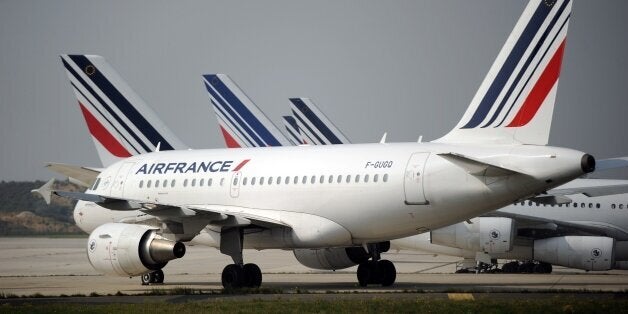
[581,154,596,173]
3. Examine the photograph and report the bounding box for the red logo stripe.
[507,40,566,128]
[220,126,241,148]
[78,102,131,157]
[232,159,250,172]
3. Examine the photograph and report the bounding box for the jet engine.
[86,223,186,276]
[430,217,515,254]
[293,247,370,270]
[534,236,614,271]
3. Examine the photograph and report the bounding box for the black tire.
[357,263,371,287]
[501,261,518,273]
[377,260,396,287]
[243,263,262,288]
[153,269,164,283]
[221,264,244,289]
[141,273,153,286]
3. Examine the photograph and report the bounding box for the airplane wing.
[548,184,628,198]
[485,211,628,241]
[46,163,102,187]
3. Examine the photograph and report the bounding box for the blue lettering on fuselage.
[135,161,235,175]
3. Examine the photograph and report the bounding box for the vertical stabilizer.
[60,55,188,166]
[289,98,351,145]
[202,74,290,148]
[436,0,571,145]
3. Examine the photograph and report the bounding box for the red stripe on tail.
[220,126,241,148]
[78,102,131,157]
[507,40,566,128]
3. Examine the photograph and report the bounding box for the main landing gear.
[220,227,262,289]
[356,242,396,287]
[140,269,164,285]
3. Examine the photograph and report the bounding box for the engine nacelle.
[430,217,514,254]
[534,236,614,271]
[87,223,186,276]
[293,247,370,270]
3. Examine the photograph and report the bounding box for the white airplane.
[36,0,595,290]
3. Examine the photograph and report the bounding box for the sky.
[0,0,627,181]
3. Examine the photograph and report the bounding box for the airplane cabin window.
[183,179,188,187]
[260,177,265,185]
[199,179,204,187]
[233,177,238,185]
[355,175,360,183]
[242,177,247,185]
[320,175,325,184]
[147,180,152,188]
[277,176,281,185]
[588,203,593,208]
[620,204,625,209]
[285,176,290,185]
[163,180,168,188]
[191,179,196,187]
[220,178,225,186]
[596,203,601,209]
[251,177,256,185]
[581,203,585,208]
[302,176,307,184]
[310,176,316,184]
[364,174,370,183]
[337,175,342,183]
[293,176,298,184]
[374,174,379,183]
[171,180,176,188]
[383,174,389,182]
[612,204,616,209]
[139,180,143,188]
[208,178,212,186]
[268,177,273,185]
[328,175,333,184]
[155,180,159,188]
[346,175,351,183]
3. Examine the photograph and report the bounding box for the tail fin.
[60,55,188,166]
[282,116,304,145]
[436,0,571,145]
[289,98,351,145]
[202,74,290,148]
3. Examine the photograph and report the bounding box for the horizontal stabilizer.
[438,153,523,177]
[30,178,55,205]
[46,163,102,187]
[528,195,572,205]
[549,184,628,198]
[595,157,628,172]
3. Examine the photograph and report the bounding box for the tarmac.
[1,237,628,298]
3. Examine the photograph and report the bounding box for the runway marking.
[448,293,475,301]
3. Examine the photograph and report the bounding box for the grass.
[2,298,628,313]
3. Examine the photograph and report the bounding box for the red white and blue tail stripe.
[202,74,290,148]
[60,55,188,166]
[289,98,351,145]
[282,116,304,145]
[437,0,571,145]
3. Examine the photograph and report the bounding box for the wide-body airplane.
[36,0,595,289]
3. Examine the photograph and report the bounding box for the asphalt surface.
[2,237,628,304]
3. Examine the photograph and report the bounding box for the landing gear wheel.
[141,272,153,286]
[153,269,164,283]
[501,261,519,273]
[243,263,262,288]
[222,264,244,289]
[377,260,396,287]
[357,262,374,287]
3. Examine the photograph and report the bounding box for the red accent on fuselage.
[232,159,250,172]
[507,40,566,128]
[78,102,131,157]
[220,126,241,148]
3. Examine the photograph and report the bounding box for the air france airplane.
[38,0,594,289]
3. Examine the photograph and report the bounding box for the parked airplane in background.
[36,0,597,290]
[391,179,628,273]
